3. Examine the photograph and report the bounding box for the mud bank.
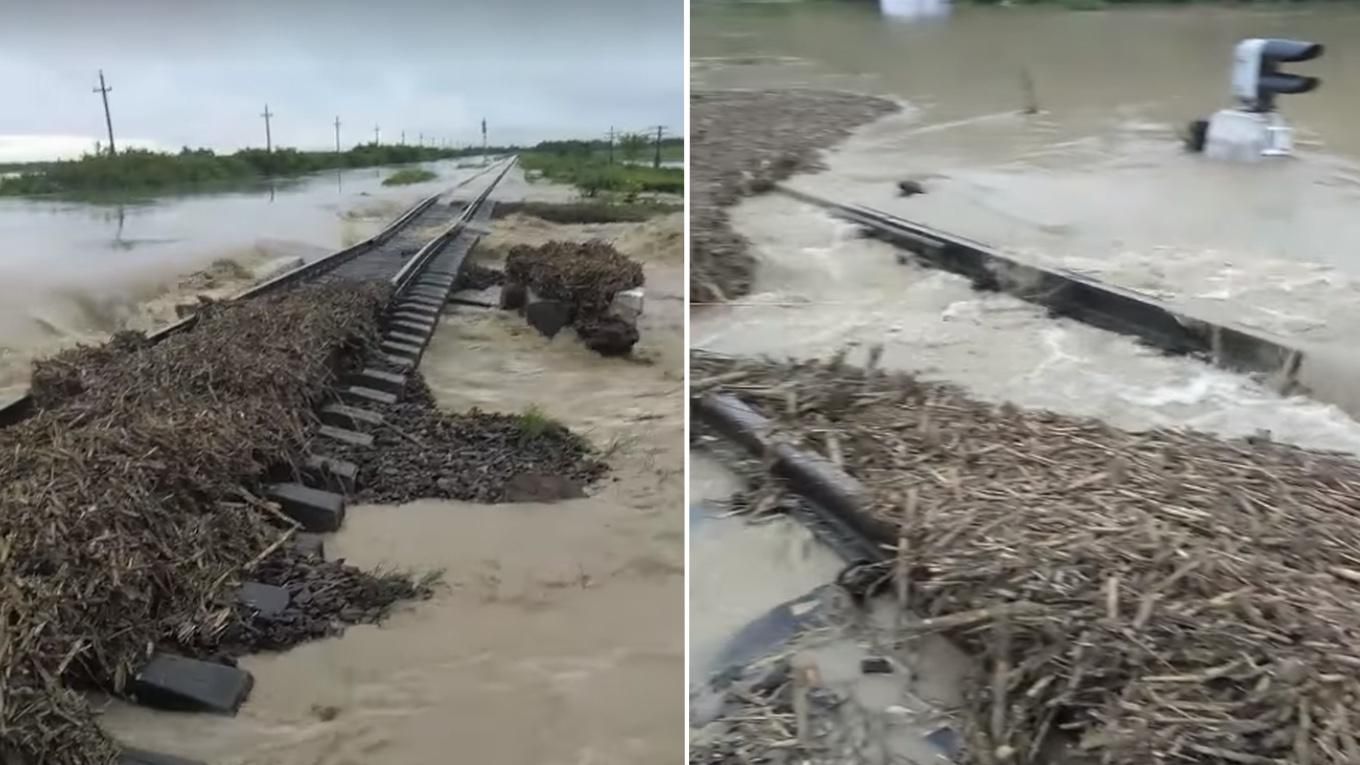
[690,90,899,302]
[104,193,685,765]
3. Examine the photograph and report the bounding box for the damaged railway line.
[691,186,1360,764]
[0,157,622,764]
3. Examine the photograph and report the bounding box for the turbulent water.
[0,160,472,404]
[692,1,1360,452]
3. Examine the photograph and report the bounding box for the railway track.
[1,158,516,765]
[0,159,512,428]
[775,184,1360,423]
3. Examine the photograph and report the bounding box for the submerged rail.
[776,184,1360,423]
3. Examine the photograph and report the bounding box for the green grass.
[518,151,684,199]
[495,200,682,224]
[515,404,564,442]
[0,143,516,198]
[382,168,437,186]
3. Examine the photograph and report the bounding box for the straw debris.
[0,283,429,762]
[694,350,1360,764]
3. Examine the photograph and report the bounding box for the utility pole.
[401,130,405,145]
[334,116,342,153]
[652,125,666,169]
[373,124,380,145]
[418,132,423,147]
[260,104,274,153]
[481,118,487,165]
[606,126,616,165]
[92,70,116,156]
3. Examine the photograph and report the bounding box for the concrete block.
[292,533,325,560]
[382,353,417,369]
[131,654,254,715]
[380,339,424,357]
[237,582,290,616]
[317,424,375,448]
[610,287,645,324]
[524,289,573,339]
[391,319,435,336]
[302,454,358,493]
[320,404,384,430]
[339,385,397,407]
[265,482,346,532]
[350,368,406,395]
[500,281,527,310]
[385,330,429,346]
[393,303,439,318]
[407,286,447,301]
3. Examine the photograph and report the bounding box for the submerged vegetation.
[382,167,438,186]
[519,137,685,198]
[0,144,511,197]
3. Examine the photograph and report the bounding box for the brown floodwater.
[101,195,685,763]
[691,1,1360,452]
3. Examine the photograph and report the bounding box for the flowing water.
[102,193,686,764]
[0,160,477,403]
[690,1,1360,750]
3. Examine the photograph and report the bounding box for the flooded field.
[102,187,685,764]
[0,160,473,404]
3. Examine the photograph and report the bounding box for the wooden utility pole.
[652,125,666,169]
[334,116,342,153]
[373,124,380,145]
[401,130,405,145]
[260,104,274,153]
[481,118,488,165]
[93,70,116,156]
[606,126,616,165]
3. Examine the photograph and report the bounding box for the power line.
[92,70,116,156]
[260,104,274,153]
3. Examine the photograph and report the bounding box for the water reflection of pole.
[114,205,126,247]
[335,168,343,193]
[268,182,276,203]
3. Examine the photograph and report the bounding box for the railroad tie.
[131,654,254,715]
[303,454,359,493]
[319,403,385,430]
[385,330,428,347]
[350,368,407,395]
[338,385,398,407]
[265,482,347,532]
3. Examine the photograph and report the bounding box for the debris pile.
[690,90,898,302]
[694,350,1360,764]
[317,372,607,505]
[0,284,430,763]
[504,239,644,355]
[491,200,676,224]
[456,262,506,292]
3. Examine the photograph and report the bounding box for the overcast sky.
[0,0,683,161]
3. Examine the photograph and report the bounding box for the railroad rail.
[776,184,1360,423]
[0,158,514,428]
[2,158,516,765]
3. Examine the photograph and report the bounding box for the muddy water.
[694,3,1360,350]
[102,198,685,764]
[0,160,473,403]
